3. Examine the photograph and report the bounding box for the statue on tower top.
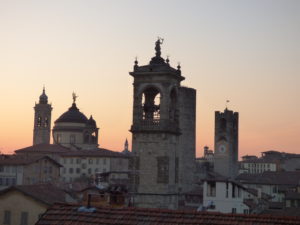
[155,37,164,57]
[150,37,165,65]
[72,92,78,104]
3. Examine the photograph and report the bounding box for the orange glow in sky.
[0,1,299,158]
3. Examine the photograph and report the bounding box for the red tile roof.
[0,184,70,206]
[36,203,300,225]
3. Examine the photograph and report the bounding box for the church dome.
[55,103,88,123]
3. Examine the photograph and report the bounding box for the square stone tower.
[214,108,239,178]
[130,39,196,209]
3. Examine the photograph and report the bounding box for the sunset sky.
[0,0,299,157]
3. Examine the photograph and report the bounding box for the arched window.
[142,87,161,120]
[44,117,49,127]
[37,116,42,127]
[84,133,90,143]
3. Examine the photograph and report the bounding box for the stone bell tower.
[33,87,52,145]
[130,39,196,209]
[214,108,239,178]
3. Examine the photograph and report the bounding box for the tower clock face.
[218,144,227,153]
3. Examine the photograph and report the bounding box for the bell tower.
[130,39,196,209]
[214,108,239,178]
[33,87,52,145]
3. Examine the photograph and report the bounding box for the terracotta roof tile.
[36,203,300,225]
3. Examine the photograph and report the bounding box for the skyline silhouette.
[0,0,299,157]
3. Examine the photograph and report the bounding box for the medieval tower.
[130,39,196,209]
[214,108,239,178]
[33,87,52,145]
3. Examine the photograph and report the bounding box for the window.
[96,159,99,164]
[118,158,122,165]
[5,166,10,173]
[20,212,28,225]
[76,158,81,164]
[238,187,241,198]
[88,168,92,174]
[11,178,16,185]
[88,159,93,164]
[226,182,229,198]
[69,168,73,174]
[70,135,76,144]
[76,168,81,174]
[57,134,62,143]
[207,181,216,197]
[157,156,169,184]
[232,208,236,214]
[103,158,106,165]
[44,117,49,127]
[3,210,11,224]
[0,178,2,185]
[70,158,74,164]
[0,166,4,172]
[243,209,249,214]
[37,116,42,127]
[232,184,236,198]
[62,168,66,174]
[95,168,99,173]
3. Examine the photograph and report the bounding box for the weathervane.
[72,92,78,103]
[225,100,230,109]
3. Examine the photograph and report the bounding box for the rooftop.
[15,143,71,154]
[236,171,300,186]
[0,184,70,206]
[0,155,62,167]
[36,202,300,225]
